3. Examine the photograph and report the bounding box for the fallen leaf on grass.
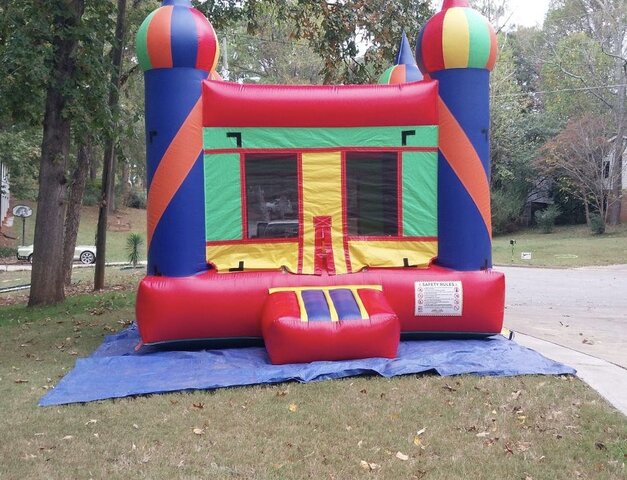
[517,442,531,452]
[192,428,204,435]
[443,383,457,392]
[276,389,289,397]
[483,437,499,446]
[413,437,425,448]
[14,379,28,384]
[288,403,298,413]
[395,451,409,461]
[594,442,606,450]
[360,460,381,471]
[192,402,204,409]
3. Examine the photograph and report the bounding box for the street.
[499,264,627,368]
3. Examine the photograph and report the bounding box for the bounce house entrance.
[301,152,345,275]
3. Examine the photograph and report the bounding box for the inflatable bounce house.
[135,0,504,364]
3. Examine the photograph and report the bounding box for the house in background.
[521,177,554,226]
[0,161,9,228]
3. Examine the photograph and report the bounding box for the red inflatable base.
[262,288,400,364]
[136,266,504,345]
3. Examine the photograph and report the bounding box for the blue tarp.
[40,324,575,406]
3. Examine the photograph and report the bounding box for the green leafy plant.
[126,232,144,267]
[535,205,561,234]
[0,246,17,258]
[589,213,606,235]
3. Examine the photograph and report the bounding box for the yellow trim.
[300,152,348,274]
[348,240,437,270]
[351,288,369,320]
[206,242,299,272]
[443,8,470,69]
[322,290,340,322]
[295,291,308,323]
[269,285,383,294]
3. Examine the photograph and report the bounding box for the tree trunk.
[29,0,85,306]
[121,159,131,207]
[107,150,117,213]
[94,0,127,290]
[583,194,590,226]
[63,139,92,286]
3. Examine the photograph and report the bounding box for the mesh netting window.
[346,152,399,236]
[245,154,299,239]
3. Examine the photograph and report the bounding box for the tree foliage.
[538,114,616,229]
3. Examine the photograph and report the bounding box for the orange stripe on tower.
[147,98,203,247]
[438,98,492,235]
[486,26,498,71]
[146,6,173,68]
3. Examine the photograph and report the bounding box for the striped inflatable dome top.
[378,64,423,85]
[136,0,219,72]
[417,0,497,73]
[379,32,424,85]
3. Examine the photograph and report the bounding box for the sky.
[498,0,550,28]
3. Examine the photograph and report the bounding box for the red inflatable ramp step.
[262,286,400,364]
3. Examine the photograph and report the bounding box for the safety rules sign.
[414,281,463,316]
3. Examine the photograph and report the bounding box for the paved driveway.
[498,265,627,368]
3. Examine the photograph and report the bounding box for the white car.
[17,245,97,264]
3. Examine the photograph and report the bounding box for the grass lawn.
[0,292,625,479]
[493,223,627,268]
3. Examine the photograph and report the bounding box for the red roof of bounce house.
[202,80,438,128]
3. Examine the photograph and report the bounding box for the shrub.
[534,205,561,234]
[589,213,606,235]
[492,189,525,235]
[125,190,147,209]
[0,246,17,258]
